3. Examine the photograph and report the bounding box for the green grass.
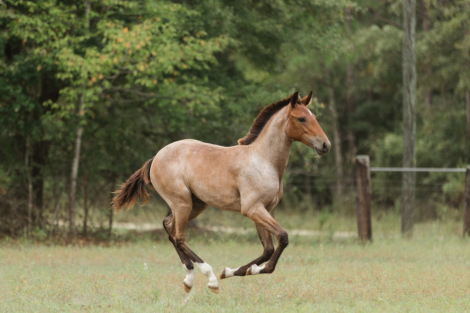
[2,229,470,312]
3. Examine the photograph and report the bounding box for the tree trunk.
[108,179,115,239]
[83,173,89,237]
[402,0,417,237]
[346,66,357,161]
[466,91,470,142]
[50,180,64,239]
[25,137,33,235]
[422,0,432,114]
[464,167,470,237]
[69,93,85,236]
[345,7,357,164]
[32,140,48,227]
[328,85,344,199]
[69,3,90,237]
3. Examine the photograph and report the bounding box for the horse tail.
[111,157,155,211]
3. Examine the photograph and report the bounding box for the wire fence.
[286,164,469,231]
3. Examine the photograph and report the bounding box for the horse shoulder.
[238,158,282,206]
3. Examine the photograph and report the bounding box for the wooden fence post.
[355,155,372,242]
[464,166,470,237]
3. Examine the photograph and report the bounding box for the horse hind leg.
[188,194,208,222]
[164,194,217,293]
[173,202,219,293]
[163,214,195,293]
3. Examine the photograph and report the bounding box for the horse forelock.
[238,96,292,145]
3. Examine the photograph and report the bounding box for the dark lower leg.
[175,236,219,292]
[163,198,208,267]
[172,203,219,293]
[227,224,274,278]
[176,240,204,263]
[163,214,196,293]
[163,215,193,269]
[241,206,289,276]
[259,231,288,274]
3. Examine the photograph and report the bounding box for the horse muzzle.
[314,140,331,155]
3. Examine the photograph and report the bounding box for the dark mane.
[238,95,291,145]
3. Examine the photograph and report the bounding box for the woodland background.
[1,0,469,239]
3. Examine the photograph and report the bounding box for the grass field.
[1,219,470,313]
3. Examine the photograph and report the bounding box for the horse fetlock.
[220,267,240,279]
[183,264,195,291]
[246,264,265,275]
[182,264,194,293]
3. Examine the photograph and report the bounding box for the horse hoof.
[183,282,192,293]
[208,286,219,294]
[220,269,226,280]
[246,267,252,276]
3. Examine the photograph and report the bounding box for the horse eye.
[297,117,306,122]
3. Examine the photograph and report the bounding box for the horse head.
[285,91,331,155]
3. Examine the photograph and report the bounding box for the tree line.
[1,0,469,238]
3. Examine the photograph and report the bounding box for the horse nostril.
[322,142,328,151]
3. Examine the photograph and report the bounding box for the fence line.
[371,167,466,173]
[356,159,470,238]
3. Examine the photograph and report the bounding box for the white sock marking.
[195,262,218,288]
[223,267,240,278]
[249,264,265,275]
[183,265,194,288]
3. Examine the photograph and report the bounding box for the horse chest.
[239,164,282,202]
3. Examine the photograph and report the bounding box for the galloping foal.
[112,91,330,294]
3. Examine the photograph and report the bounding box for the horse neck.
[250,106,292,176]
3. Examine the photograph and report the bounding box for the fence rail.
[355,158,470,239]
[371,167,466,173]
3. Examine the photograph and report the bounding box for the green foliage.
[0,0,469,237]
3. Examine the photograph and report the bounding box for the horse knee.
[278,231,289,247]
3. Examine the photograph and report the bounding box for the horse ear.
[290,91,299,108]
[301,91,313,106]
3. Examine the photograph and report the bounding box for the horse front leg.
[245,208,288,276]
[220,224,274,279]
[223,204,289,277]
